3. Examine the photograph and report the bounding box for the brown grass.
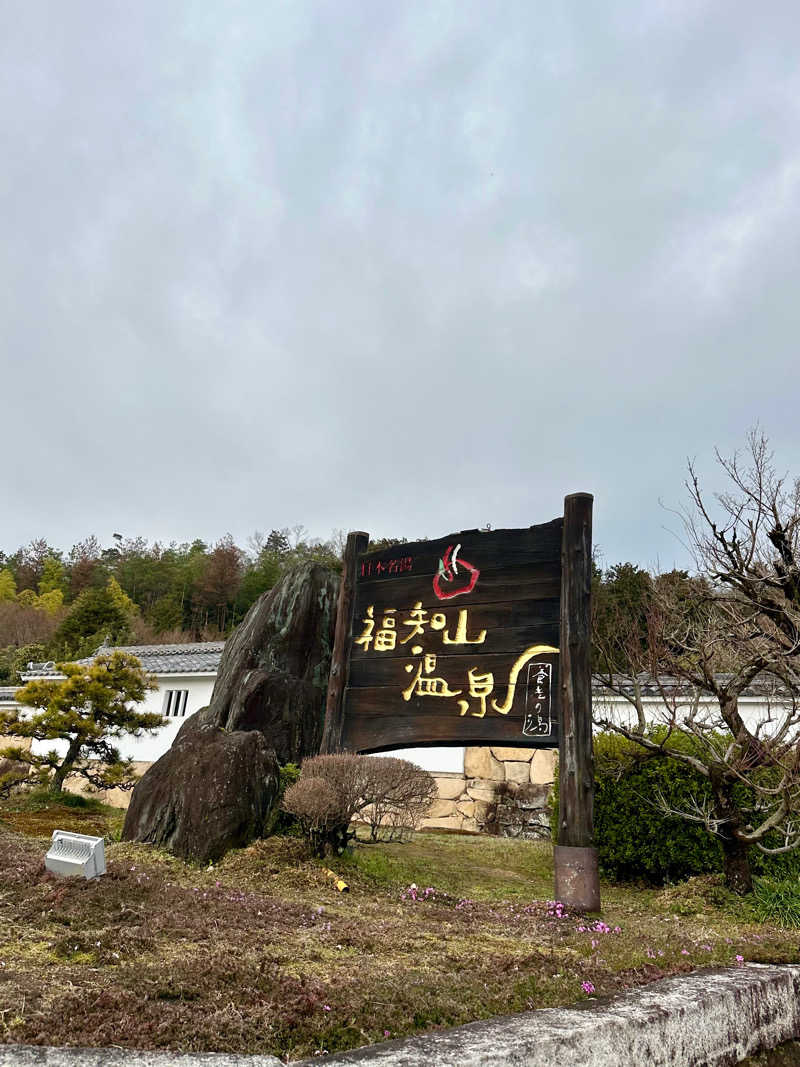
[1,798,799,1061]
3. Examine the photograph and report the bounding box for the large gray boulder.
[200,561,339,763]
[122,563,339,861]
[122,723,279,864]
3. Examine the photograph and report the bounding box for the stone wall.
[2,735,31,753]
[421,747,556,837]
[40,761,153,809]
[48,747,558,838]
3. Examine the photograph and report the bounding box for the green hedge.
[551,731,800,884]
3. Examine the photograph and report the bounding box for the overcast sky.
[2,1,799,571]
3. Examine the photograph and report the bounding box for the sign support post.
[554,493,600,911]
[321,530,369,755]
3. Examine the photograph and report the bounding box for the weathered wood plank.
[356,520,563,584]
[329,516,568,755]
[342,689,559,751]
[348,624,560,676]
[321,531,370,754]
[343,643,559,750]
[354,567,561,616]
[348,646,559,690]
[557,494,595,848]
[349,598,561,666]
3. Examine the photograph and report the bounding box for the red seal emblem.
[433,543,479,601]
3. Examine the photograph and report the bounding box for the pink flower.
[383,1030,390,1037]
[681,949,689,955]
[322,1005,331,1012]
[581,981,595,995]
[735,955,744,963]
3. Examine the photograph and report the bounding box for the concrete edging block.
[0,1050,282,1067]
[2,965,798,1067]
[295,964,800,1067]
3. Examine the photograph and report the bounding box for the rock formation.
[122,725,279,864]
[123,563,339,862]
[198,562,339,761]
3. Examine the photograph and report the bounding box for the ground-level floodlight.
[45,830,106,879]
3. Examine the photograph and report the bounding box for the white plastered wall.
[29,672,217,764]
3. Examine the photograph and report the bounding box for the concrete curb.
[0,1051,282,1066]
[2,965,799,1067]
[294,964,800,1067]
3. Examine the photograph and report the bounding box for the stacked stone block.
[422,747,556,837]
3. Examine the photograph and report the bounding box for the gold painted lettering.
[442,608,486,646]
[491,644,559,715]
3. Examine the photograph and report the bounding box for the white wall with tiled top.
[114,673,217,761]
[29,673,216,765]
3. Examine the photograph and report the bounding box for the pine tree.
[1,651,162,793]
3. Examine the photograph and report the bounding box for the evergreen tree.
[592,561,653,672]
[39,556,67,596]
[1,651,161,792]
[54,583,132,657]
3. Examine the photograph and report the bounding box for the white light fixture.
[45,830,106,880]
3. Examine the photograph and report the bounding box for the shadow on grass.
[0,787,125,839]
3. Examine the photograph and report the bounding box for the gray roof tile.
[103,643,225,674]
[591,672,793,699]
[22,642,225,678]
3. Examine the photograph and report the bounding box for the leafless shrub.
[281,754,436,854]
[298,754,368,815]
[360,758,437,842]
[593,430,800,893]
[282,777,351,856]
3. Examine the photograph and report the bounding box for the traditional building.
[19,643,224,764]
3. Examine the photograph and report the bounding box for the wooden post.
[554,493,600,911]
[321,530,369,754]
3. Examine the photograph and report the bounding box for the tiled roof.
[102,643,225,674]
[22,642,225,678]
[14,652,791,696]
[592,673,792,700]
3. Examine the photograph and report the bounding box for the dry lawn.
[1,794,799,1061]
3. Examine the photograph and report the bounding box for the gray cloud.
[2,0,800,569]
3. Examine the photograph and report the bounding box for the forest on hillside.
[0,529,347,683]
[0,522,664,687]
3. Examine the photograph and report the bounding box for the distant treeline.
[0,528,349,682]
[0,528,668,687]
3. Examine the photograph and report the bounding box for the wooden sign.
[323,495,599,911]
[323,518,564,754]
